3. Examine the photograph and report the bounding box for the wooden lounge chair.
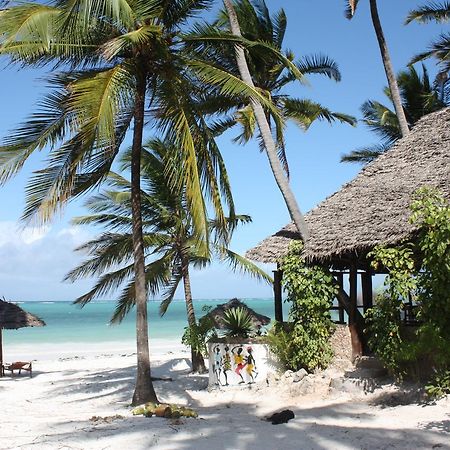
[2,361,33,377]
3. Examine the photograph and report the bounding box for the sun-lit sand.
[1,341,449,450]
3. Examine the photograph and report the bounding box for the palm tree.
[187,0,355,176]
[0,0,272,405]
[65,139,272,373]
[218,0,309,241]
[345,0,410,137]
[342,64,448,164]
[406,1,450,97]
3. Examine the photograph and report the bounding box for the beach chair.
[2,361,33,377]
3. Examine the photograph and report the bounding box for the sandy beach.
[0,341,449,450]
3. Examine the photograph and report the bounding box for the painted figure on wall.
[213,345,222,385]
[209,344,262,386]
[222,345,232,386]
[232,346,246,384]
[245,346,257,383]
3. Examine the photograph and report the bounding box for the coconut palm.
[345,0,410,137]
[342,64,448,164]
[191,0,354,241]
[0,0,282,405]
[406,1,450,97]
[65,139,272,373]
[187,0,356,177]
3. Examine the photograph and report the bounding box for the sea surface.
[3,298,290,347]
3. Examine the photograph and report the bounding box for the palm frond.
[0,80,70,185]
[340,143,392,164]
[72,264,134,307]
[344,0,360,19]
[214,246,273,284]
[101,24,162,60]
[283,98,356,130]
[406,1,450,24]
[272,8,287,48]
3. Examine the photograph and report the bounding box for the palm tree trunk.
[369,0,410,137]
[222,0,309,242]
[131,71,158,406]
[181,252,207,373]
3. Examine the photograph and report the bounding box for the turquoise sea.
[3,298,289,347]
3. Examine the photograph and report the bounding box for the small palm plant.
[221,307,255,338]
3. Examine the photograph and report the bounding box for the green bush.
[181,307,216,357]
[365,293,404,377]
[366,188,450,381]
[267,242,336,372]
[426,370,450,399]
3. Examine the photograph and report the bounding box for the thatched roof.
[246,108,450,264]
[204,298,270,329]
[0,298,46,329]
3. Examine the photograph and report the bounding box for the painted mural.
[210,343,260,386]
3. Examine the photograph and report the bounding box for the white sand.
[1,341,449,450]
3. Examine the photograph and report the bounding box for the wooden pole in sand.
[0,328,3,377]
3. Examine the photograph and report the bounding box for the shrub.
[426,370,450,399]
[366,188,450,381]
[181,307,216,357]
[267,242,336,372]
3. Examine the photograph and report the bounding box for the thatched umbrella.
[204,298,270,330]
[0,298,46,370]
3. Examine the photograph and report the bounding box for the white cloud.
[0,220,274,302]
[0,221,94,301]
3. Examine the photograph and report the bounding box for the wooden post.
[336,272,345,323]
[361,271,373,314]
[349,263,363,360]
[0,328,3,377]
[273,269,283,323]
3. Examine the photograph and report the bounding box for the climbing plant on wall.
[268,242,337,372]
[366,187,450,382]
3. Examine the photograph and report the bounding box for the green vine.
[267,242,336,372]
[366,187,450,383]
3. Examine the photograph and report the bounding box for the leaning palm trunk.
[181,253,207,374]
[131,72,159,406]
[222,0,309,242]
[369,0,409,137]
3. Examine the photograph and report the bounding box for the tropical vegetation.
[342,64,449,163]
[345,0,410,137]
[267,242,336,372]
[366,188,450,385]
[188,0,356,240]
[0,0,295,404]
[65,140,271,373]
[406,1,450,78]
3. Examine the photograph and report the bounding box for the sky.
[0,0,446,302]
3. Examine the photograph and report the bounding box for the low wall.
[208,342,274,387]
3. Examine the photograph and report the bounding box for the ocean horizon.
[3,298,287,349]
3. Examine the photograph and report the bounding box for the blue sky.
[0,0,446,301]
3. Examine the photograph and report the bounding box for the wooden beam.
[349,263,363,360]
[0,328,3,378]
[273,269,283,323]
[336,272,345,323]
[361,271,373,313]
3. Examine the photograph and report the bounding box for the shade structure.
[0,298,46,372]
[204,298,270,330]
[246,107,450,265]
